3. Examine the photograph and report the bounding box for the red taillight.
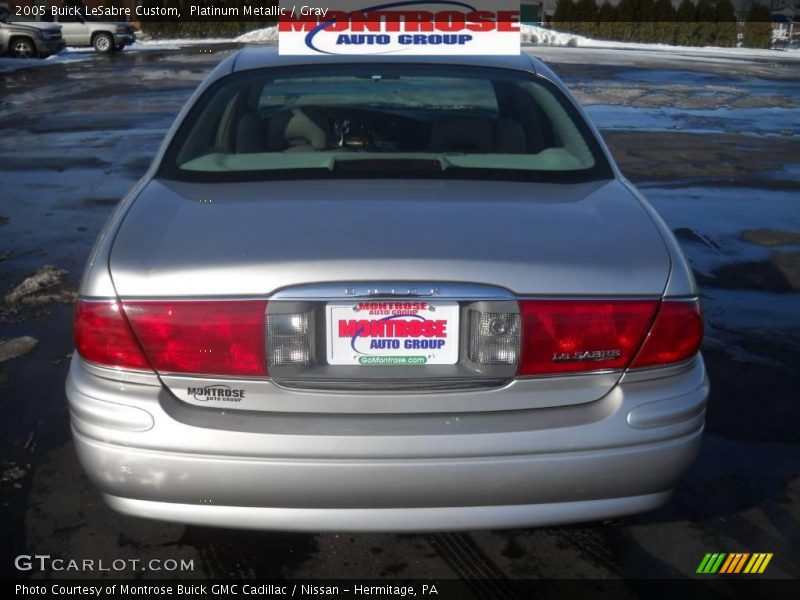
[122,301,268,377]
[517,300,659,376]
[516,298,703,376]
[74,301,153,371]
[630,300,703,369]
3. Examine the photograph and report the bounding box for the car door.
[56,14,89,46]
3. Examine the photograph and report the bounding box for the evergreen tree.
[714,0,738,47]
[695,0,717,46]
[675,0,696,45]
[743,1,773,48]
[553,0,577,33]
[597,1,616,40]
[138,0,267,38]
[614,0,636,41]
[653,0,677,44]
[638,0,658,43]
[574,0,599,37]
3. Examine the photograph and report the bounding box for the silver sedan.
[66,48,707,532]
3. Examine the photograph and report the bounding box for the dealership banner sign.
[278,1,521,56]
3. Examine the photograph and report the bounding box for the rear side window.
[160,64,612,183]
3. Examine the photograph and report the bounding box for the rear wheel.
[10,37,37,59]
[93,33,113,54]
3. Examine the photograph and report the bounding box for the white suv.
[40,7,135,53]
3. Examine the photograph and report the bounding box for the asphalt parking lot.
[1,44,799,587]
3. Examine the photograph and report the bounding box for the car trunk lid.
[110,178,670,298]
[107,177,672,412]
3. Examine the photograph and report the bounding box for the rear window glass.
[259,75,500,113]
[160,64,612,183]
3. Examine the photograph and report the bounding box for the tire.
[93,33,114,54]
[10,37,37,59]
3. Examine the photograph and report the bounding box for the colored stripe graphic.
[744,553,773,574]
[720,553,749,573]
[697,553,726,574]
[698,553,773,574]
[696,553,713,573]
[710,553,726,573]
[733,553,750,573]
[719,554,736,573]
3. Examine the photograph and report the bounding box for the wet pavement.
[1,45,799,584]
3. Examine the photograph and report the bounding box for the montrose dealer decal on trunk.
[187,385,246,402]
[327,301,460,365]
[278,1,520,56]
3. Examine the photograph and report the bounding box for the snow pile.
[235,27,279,44]
[520,24,582,47]
[233,24,579,47]
[522,24,800,58]
[230,24,800,57]
[135,38,233,48]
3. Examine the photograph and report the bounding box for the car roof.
[232,45,540,75]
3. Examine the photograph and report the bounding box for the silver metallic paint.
[67,48,708,530]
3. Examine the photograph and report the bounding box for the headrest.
[235,113,266,154]
[283,108,327,151]
[429,117,494,154]
[495,119,527,154]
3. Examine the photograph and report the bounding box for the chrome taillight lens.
[266,310,314,367]
[468,310,521,365]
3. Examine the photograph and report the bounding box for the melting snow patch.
[5,265,68,305]
[3,265,77,314]
[0,337,38,363]
[0,51,92,74]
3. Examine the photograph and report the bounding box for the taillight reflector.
[630,300,703,369]
[74,301,153,371]
[123,301,268,377]
[518,300,658,376]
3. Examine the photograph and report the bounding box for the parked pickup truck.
[0,6,65,58]
[40,8,136,54]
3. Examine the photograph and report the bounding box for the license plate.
[326,301,460,366]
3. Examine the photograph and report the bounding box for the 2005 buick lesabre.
[66,47,707,531]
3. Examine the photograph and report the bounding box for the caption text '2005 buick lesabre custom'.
[66,48,707,532]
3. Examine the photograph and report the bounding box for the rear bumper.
[66,356,707,531]
[76,429,699,531]
[113,33,135,46]
[104,491,675,533]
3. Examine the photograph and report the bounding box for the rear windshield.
[160,64,612,183]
